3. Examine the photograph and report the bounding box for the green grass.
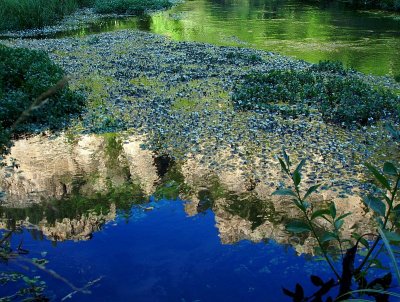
[0,0,172,30]
[0,0,93,31]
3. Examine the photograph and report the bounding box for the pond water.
[1,199,333,301]
[0,134,394,300]
[55,0,400,77]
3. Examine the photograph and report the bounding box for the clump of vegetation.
[232,61,399,126]
[0,0,171,30]
[0,45,84,154]
[275,141,400,301]
[0,45,84,131]
[94,0,173,14]
[0,0,93,30]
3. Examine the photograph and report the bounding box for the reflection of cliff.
[0,134,374,252]
[0,134,159,205]
[180,150,373,255]
[0,203,116,241]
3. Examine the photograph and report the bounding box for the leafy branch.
[276,143,400,301]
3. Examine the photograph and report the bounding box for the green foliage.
[0,0,172,30]
[0,272,48,302]
[0,45,84,133]
[94,0,173,14]
[276,136,400,301]
[0,0,92,30]
[232,61,399,126]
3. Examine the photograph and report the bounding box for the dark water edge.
[2,199,334,302]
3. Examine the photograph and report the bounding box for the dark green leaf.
[311,209,331,220]
[352,233,369,249]
[334,219,344,230]
[293,199,306,212]
[310,275,324,286]
[383,230,400,243]
[278,158,288,174]
[272,189,297,197]
[286,221,311,233]
[329,203,336,219]
[366,163,391,190]
[363,196,386,217]
[294,159,306,175]
[383,162,398,176]
[303,183,322,201]
[282,148,291,169]
[293,170,301,187]
[336,212,352,221]
[321,231,337,243]
[378,227,400,283]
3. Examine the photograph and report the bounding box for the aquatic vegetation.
[275,130,400,301]
[233,61,399,126]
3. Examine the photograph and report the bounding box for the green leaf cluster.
[0,45,85,154]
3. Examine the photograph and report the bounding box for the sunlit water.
[54,0,400,77]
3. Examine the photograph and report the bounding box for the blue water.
[2,199,335,301]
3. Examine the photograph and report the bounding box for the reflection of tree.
[149,0,399,75]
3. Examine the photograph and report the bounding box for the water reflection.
[0,134,373,254]
[47,0,400,76]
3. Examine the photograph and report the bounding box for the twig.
[15,257,91,294]
[61,276,103,301]
[10,76,69,132]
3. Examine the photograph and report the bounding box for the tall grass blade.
[378,227,400,286]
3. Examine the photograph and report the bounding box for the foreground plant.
[274,143,400,301]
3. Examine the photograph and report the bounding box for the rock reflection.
[0,134,373,252]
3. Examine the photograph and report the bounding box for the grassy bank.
[0,0,172,31]
[0,0,94,31]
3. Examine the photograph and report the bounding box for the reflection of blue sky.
[3,200,336,301]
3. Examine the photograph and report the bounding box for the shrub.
[94,0,173,14]
[232,61,400,125]
[0,45,84,133]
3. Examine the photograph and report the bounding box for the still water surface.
[2,200,332,301]
[57,0,400,77]
[0,134,389,300]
